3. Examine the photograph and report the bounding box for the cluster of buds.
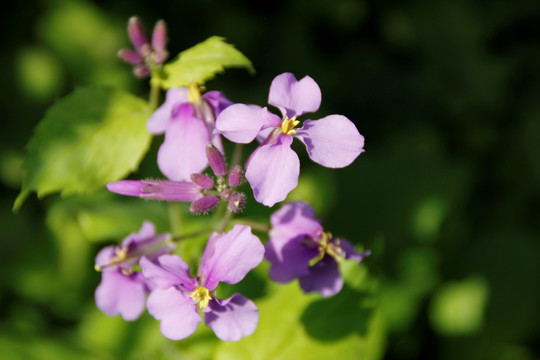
[190,145,246,213]
[107,145,247,214]
[118,17,169,78]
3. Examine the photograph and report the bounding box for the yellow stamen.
[190,286,212,310]
[187,82,202,103]
[280,116,300,135]
[312,232,344,265]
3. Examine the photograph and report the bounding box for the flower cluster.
[118,17,169,77]
[94,17,370,343]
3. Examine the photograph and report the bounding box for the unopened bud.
[228,165,244,187]
[154,50,169,65]
[128,17,149,54]
[118,49,142,65]
[190,195,220,214]
[206,144,227,176]
[220,188,231,200]
[152,20,167,53]
[191,173,214,190]
[133,64,151,78]
[228,192,246,212]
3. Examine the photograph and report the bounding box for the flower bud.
[152,20,167,53]
[206,144,227,176]
[228,192,246,212]
[118,49,142,65]
[228,165,244,188]
[190,173,214,190]
[190,195,220,214]
[133,64,151,78]
[154,50,169,65]
[220,188,231,200]
[128,17,149,53]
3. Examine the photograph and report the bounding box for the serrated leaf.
[154,36,254,89]
[15,86,152,210]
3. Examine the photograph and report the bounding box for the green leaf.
[154,36,254,89]
[14,86,152,210]
[215,284,385,360]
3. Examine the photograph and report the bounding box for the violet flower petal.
[107,180,146,197]
[157,103,210,181]
[95,269,147,321]
[95,246,116,268]
[215,104,281,144]
[203,91,233,116]
[339,239,371,263]
[141,180,203,202]
[205,294,259,341]
[245,135,300,207]
[198,225,264,291]
[147,88,189,134]
[122,220,156,247]
[268,72,322,118]
[147,287,202,340]
[295,115,365,168]
[265,202,324,282]
[140,255,197,291]
[298,256,344,297]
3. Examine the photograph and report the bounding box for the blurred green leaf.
[154,36,254,89]
[15,86,152,210]
[429,275,490,336]
[215,283,384,360]
[16,47,64,101]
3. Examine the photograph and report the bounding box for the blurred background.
[1,0,539,359]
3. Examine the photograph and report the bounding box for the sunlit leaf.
[153,36,254,89]
[215,283,384,360]
[15,86,152,210]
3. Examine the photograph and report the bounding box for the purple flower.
[118,17,169,78]
[147,85,232,181]
[265,202,370,297]
[94,221,174,320]
[215,72,365,207]
[140,225,264,341]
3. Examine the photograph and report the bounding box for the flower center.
[94,246,129,271]
[308,232,344,266]
[280,116,300,135]
[187,82,202,104]
[190,286,212,310]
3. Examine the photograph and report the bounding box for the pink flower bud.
[127,17,149,54]
[152,20,167,53]
[228,165,244,187]
[206,144,227,176]
[190,195,220,214]
[228,192,246,212]
[154,50,169,65]
[191,173,215,190]
[118,49,142,65]
[133,64,151,78]
[220,188,231,200]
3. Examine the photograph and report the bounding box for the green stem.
[149,82,161,110]
[231,142,244,167]
[232,219,271,232]
[167,203,183,237]
[218,209,234,232]
[172,228,213,242]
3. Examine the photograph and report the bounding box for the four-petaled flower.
[140,225,264,341]
[148,85,232,181]
[265,202,370,297]
[215,72,365,207]
[94,221,174,320]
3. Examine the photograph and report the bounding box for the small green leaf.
[154,36,254,89]
[15,86,152,210]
